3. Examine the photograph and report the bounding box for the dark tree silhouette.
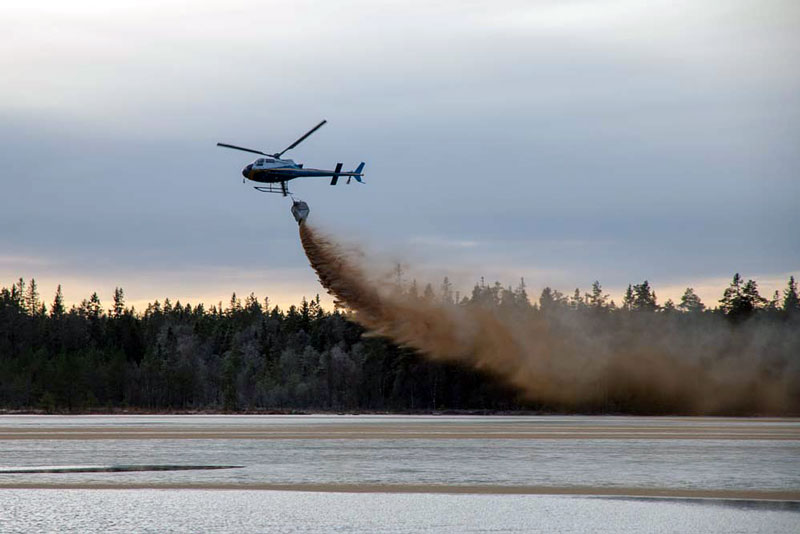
[679,287,705,313]
[720,274,766,319]
[1,274,798,414]
[784,276,799,314]
[632,280,658,311]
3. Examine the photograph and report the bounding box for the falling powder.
[299,222,799,415]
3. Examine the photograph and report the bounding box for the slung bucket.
[291,200,310,224]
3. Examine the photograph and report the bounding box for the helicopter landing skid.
[253,182,290,196]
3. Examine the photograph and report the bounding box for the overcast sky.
[1,0,798,310]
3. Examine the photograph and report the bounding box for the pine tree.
[632,281,657,311]
[569,288,584,310]
[742,279,767,310]
[587,281,609,309]
[719,273,743,313]
[720,274,764,318]
[678,287,705,313]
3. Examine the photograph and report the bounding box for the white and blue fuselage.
[218,120,364,194]
[243,157,364,184]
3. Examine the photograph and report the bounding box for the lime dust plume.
[299,222,799,415]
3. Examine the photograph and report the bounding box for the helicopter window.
[256,159,264,165]
[264,158,274,163]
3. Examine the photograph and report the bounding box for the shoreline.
[2,419,799,441]
[0,483,797,501]
[2,409,799,418]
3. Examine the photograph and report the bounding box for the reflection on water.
[0,465,241,474]
[2,490,799,534]
[603,496,800,512]
[1,437,798,491]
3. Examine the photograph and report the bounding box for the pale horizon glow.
[4,268,797,315]
[1,0,797,311]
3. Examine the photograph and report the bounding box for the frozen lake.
[1,415,799,532]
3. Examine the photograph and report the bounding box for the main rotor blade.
[276,120,327,157]
[216,143,270,156]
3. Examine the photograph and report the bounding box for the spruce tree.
[408,279,419,299]
[539,287,566,312]
[12,278,25,313]
[440,277,454,305]
[423,283,435,301]
[112,287,125,318]
[767,290,781,311]
[719,273,743,314]
[784,276,799,313]
[24,279,41,316]
[88,292,103,319]
[50,285,66,318]
[622,285,634,311]
[514,278,530,308]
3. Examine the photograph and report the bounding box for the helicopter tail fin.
[351,162,365,183]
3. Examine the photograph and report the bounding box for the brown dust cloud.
[299,222,799,415]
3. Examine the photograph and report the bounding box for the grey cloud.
[0,0,797,304]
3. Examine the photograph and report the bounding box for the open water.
[0,415,798,532]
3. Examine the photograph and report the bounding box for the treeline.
[0,274,798,413]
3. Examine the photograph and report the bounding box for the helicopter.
[217,120,365,196]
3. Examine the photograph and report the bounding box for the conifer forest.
[1,275,798,414]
